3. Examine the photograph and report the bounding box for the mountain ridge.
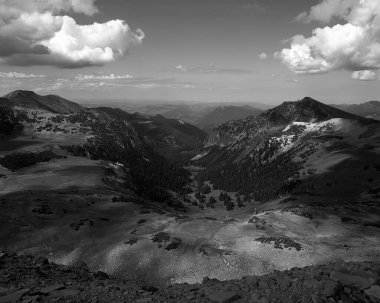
[1,90,84,114]
[197,96,380,201]
[197,105,262,131]
[95,106,207,160]
[332,100,380,120]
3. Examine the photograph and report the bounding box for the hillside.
[1,90,84,114]
[197,105,262,131]
[0,90,191,203]
[95,107,207,160]
[196,97,380,201]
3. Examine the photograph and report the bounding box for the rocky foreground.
[1,253,380,303]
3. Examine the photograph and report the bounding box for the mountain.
[195,97,380,201]
[197,105,262,131]
[1,90,84,114]
[106,102,267,129]
[1,92,379,286]
[332,101,380,120]
[0,90,191,204]
[95,107,207,160]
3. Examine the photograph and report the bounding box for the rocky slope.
[0,252,379,302]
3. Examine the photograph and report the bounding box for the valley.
[0,91,379,291]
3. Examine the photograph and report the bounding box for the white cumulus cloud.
[258,52,268,60]
[278,0,380,74]
[351,70,377,81]
[0,0,144,68]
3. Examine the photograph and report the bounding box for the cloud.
[295,0,357,24]
[32,75,196,93]
[173,63,252,74]
[258,52,268,60]
[0,71,45,78]
[351,70,378,81]
[286,77,300,83]
[278,0,380,74]
[0,0,99,16]
[75,74,133,80]
[0,0,144,68]
[241,1,266,12]
[175,65,188,73]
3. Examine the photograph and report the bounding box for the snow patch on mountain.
[192,151,209,161]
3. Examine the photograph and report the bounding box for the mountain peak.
[3,90,38,99]
[264,97,366,124]
[1,90,84,114]
[298,96,319,103]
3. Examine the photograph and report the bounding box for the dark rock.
[72,260,89,270]
[323,280,339,297]
[151,232,171,243]
[330,271,374,290]
[141,285,159,293]
[364,285,380,300]
[94,271,109,279]
[165,238,182,251]
[33,256,49,266]
[52,288,80,298]
[21,295,40,303]
[125,238,138,245]
[38,284,65,295]
[208,291,240,303]
[190,286,200,292]
[254,236,302,251]
[0,289,30,303]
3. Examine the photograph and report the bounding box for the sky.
[0,0,379,105]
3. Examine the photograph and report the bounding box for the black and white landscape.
[0,0,380,302]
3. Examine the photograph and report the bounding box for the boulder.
[208,291,241,303]
[94,271,109,279]
[364,285,380,300]
[52,288,80,298]
[38,284,65,295]
[323,280,339,297]
[330,271,374,290]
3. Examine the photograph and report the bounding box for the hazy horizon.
[0,0,379,104]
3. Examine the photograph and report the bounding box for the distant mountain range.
[332,101,380,120]
[93,101,265,131]
[197,105,262,131]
